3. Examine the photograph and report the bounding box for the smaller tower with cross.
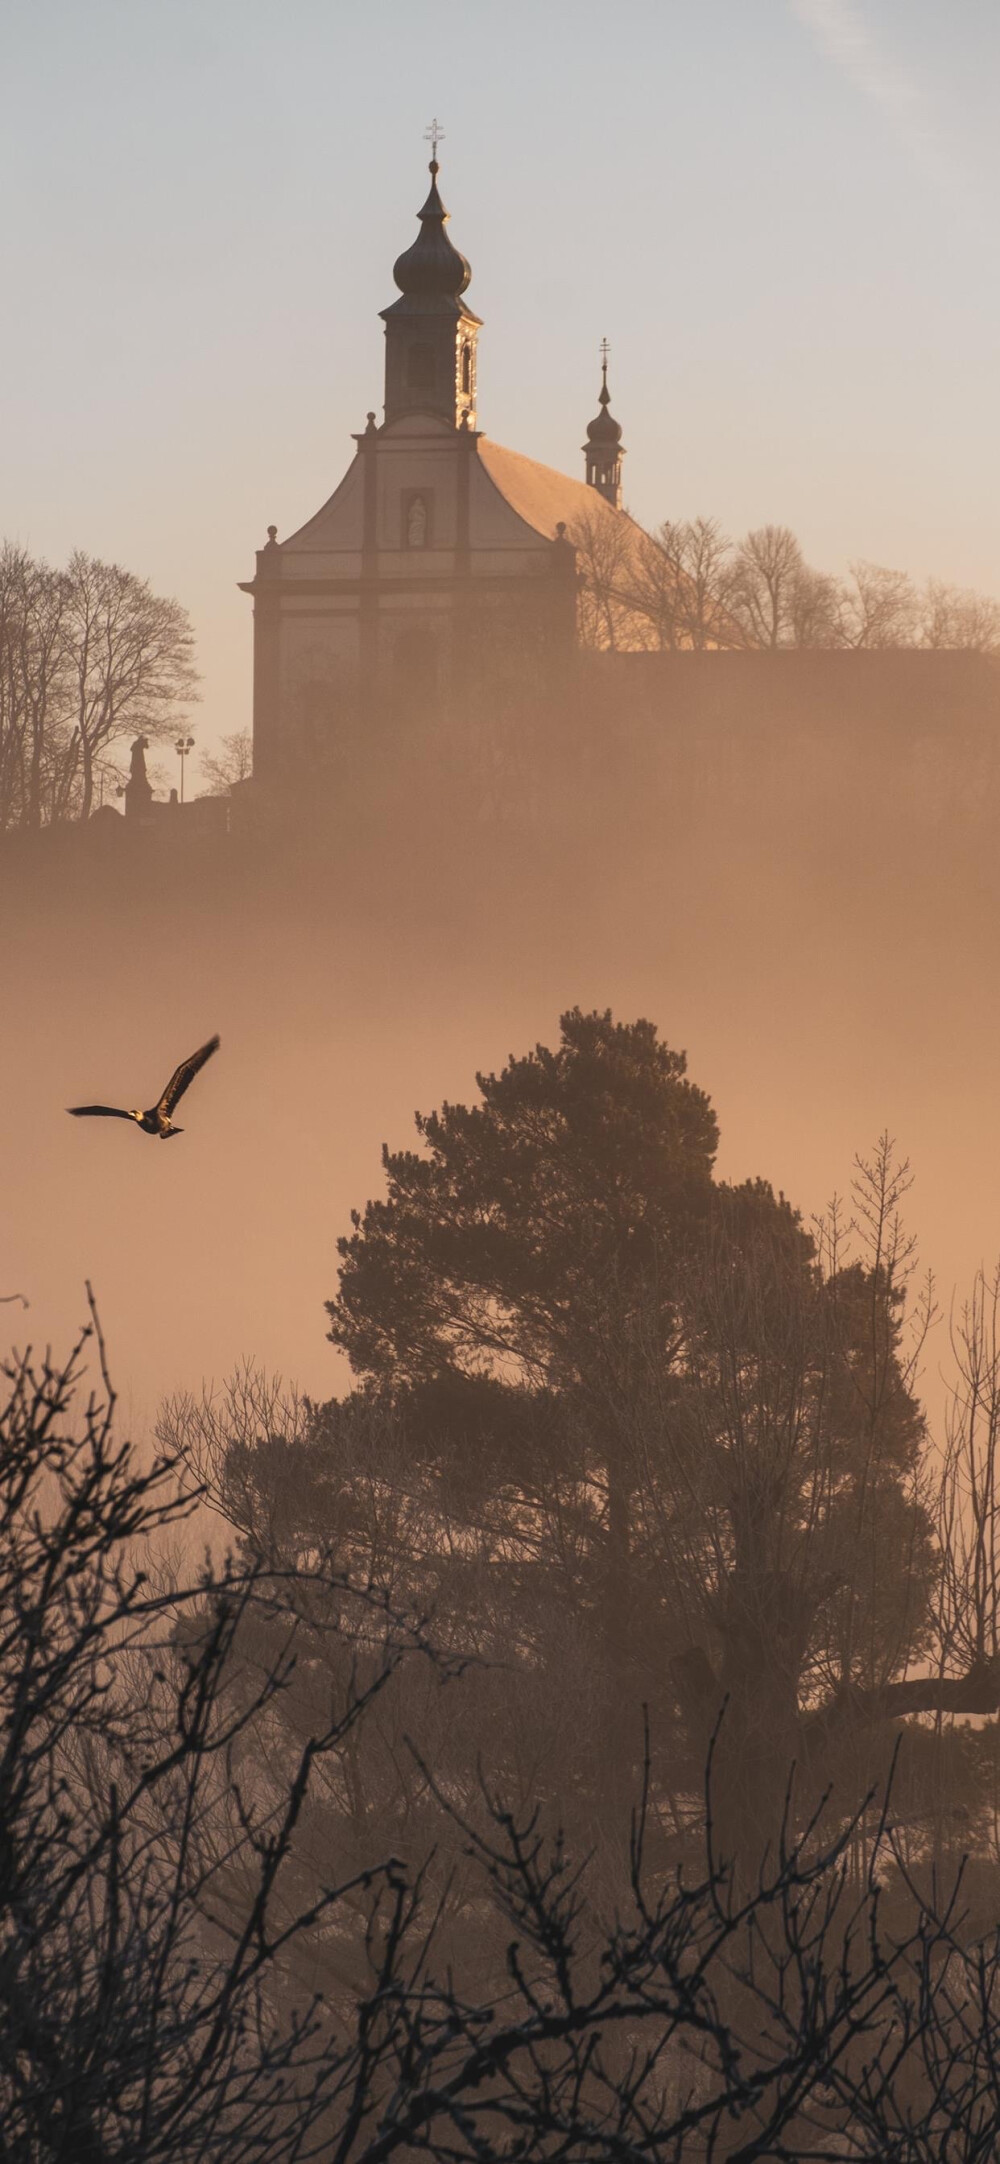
[583,339,626,508]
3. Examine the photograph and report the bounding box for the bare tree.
[16,1295,1000,2156]
[629,519,838,652]
[787,560,842,646]
[570,507,657,652]
[833,559,920,649]
[937,1267,1000,1685]
[61,552,199,820]
[0,1307,452,2160]
[622,522,687,649]
[921,578,1000,653]
[727,524,806,648]
[0,544,200,829]
[627,520,1000,659]
[572,514,745,653]
[0,544,72,831]
[639,518,742,649]
[200,729,254,796]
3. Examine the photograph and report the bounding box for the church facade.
[238,151,1000,840]
[240,152,646,790]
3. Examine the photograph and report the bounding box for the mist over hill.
[4,653,999,1423]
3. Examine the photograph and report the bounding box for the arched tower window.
[461,343,472,396]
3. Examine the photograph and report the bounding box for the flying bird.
[68,1035,220,1140]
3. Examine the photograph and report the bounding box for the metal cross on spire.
[599,337,611,401]
[424,117,445,164]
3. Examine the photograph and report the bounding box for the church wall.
[376,594,457,716]
[469,548,558,580]
[275,607,361,772]
[249,397,585,786]
[375,591,455,615]
[279,453,366,553]
[277,552,364,579]
[374,594,457,668]
[376,550,457,581]
[374,448,461,554]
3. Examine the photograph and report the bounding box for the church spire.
[583,339,625,508]
[380,129,482,429]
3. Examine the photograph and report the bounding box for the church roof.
[476,438,666,648]
[476,438,642,552]
[476,440,737,650]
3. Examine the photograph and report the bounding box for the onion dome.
[392,159,472,300]
[586,352,623,445]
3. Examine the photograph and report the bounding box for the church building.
[240,148,648,789]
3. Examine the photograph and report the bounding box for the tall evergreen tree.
[323,1013,943,1862]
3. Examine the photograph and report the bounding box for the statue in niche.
[406,495,428,549]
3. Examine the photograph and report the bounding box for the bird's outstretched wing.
[67,1105,134,1120]
[157,1034,221,1118]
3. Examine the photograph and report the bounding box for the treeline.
[0,542,197,831]
[574,508,1000,653]
[8,1011,1000,2155]
[5,508,997,832]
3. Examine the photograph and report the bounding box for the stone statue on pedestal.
[124,735,153,820]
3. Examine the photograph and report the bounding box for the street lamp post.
[175,735,195,805]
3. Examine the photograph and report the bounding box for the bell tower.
[583,339,626,508]
[381,124,482,429]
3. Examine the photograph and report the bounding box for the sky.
[1,0,999,776]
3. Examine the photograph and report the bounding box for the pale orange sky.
[1,1,998,776]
